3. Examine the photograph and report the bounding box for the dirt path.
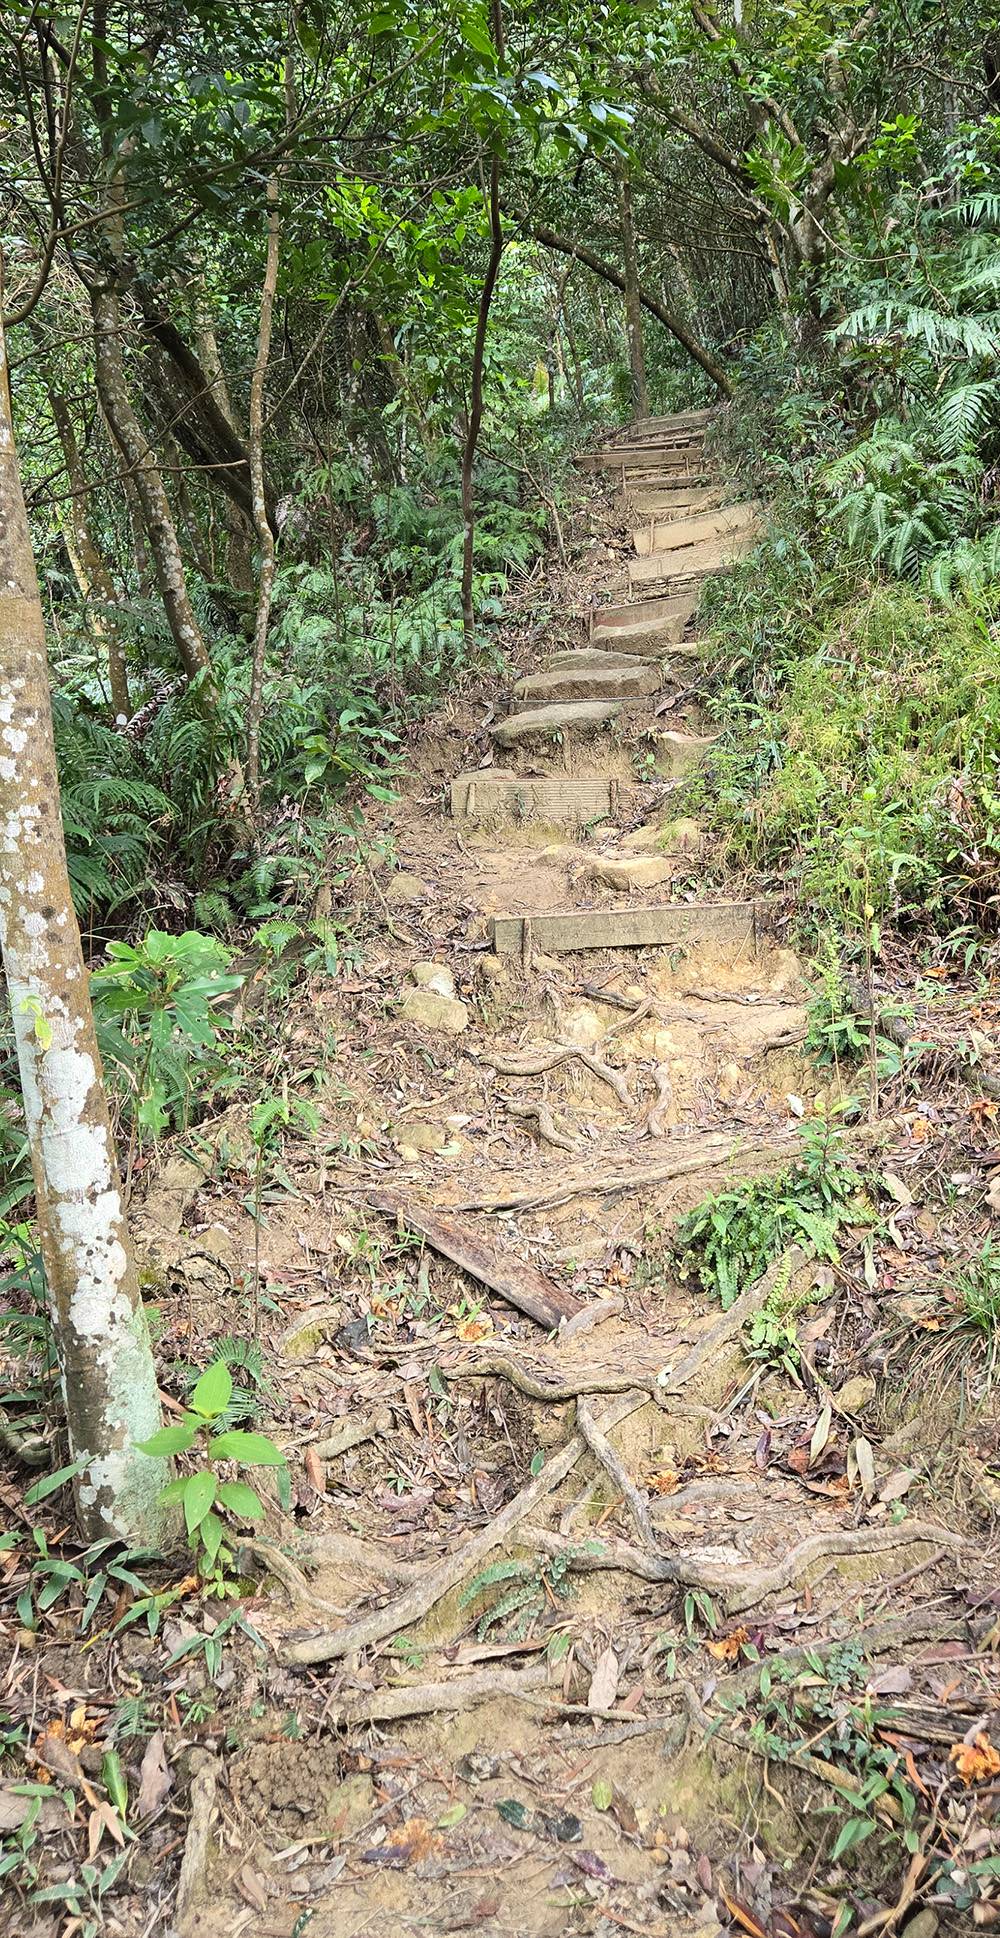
[163,416,987,1938]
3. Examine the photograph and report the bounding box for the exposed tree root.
[645,1062,673,1136]
[577,1395,658,1548]
[310,1407,392,1460]
[484,1041,632,1107]
[279,1390,647,1666]
[319,1661,551,1726]
[451,1132,791,1213]
[174,1755,218,1934]
[442,1349,667,1406]
[505,1098,582,1152]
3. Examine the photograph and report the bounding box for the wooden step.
[513,662,661,706]
[450,772,618,825]
[492,698,623,748]
[492,900,764,956]
[577,440,706,472]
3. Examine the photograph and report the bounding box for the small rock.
[385,872,429,905]
[585,855,676,891]
[619,825,664,853]
[392,1120,450,1155]
[651,730,717,779]
[477,953,507,982]
[837,1374,877,1415]
[399,988,469,1035]
[283,1306,343,1357]
[900,1913,938,1938]
[412,960,455,998]
[717,1060,743,1102]
[493,699,622,748]
[657,815,702,854]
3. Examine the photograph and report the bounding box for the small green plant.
[136,1361,286,1591]
[675,1118,869,1309]
[459,1545,593,1640]
[92,929,244,1139]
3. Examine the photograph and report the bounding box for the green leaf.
[136,1423,198,1458]
[437,1801,467,1828]
[24,1461,81,1505]
[216,1481,265,1521]
[191,1361,233,1420]
[102,1751,128,1817]
[199,1510,226,1563]
[209,1430,286,1467]
[183,1470,217,1534]
[592,1779,613,1811]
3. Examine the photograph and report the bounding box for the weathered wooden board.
[492,901,761,955]
[450,773,615,823]
[577,441,706,471]
[595,593,698,626]
[629,525,759,588]
[367,1192,580,1329]
[625,485,725,520]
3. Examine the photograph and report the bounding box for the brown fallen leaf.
[706,1626,750,1663]
[588,1646,619,1714]
[950,1731,1000,1785]
[303,1445,326,1493]
[137,1730,173,1818]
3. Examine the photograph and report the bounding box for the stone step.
[615,408,712,440]
[513,662,661,706]
[491,900,765,956]
[592,592,699,650]
[632,502,760,558]
[540,648,659,672]
[450,772,619,824]
[626,485,726,520]
[492,698,623,749]
[629,522,759,589]
[651,729,718,779]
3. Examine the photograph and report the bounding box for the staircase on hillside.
[448,410,763,954]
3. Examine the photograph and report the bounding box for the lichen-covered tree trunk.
[0,305,168,1545]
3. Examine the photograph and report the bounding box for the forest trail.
[171,419,979,1938]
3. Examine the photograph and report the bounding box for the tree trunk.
[461,155,505,646]
[48,390,131,721]
[0,301,168,1545]
[91,283,214,687]
[618,167,649,418]
[532,223,733,399]
[246,172,281,813]
[193,292,256,596]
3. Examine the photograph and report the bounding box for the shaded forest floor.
[3,431,1000,1938]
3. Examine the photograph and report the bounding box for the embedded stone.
[492,700,622,748]
[399,988,469,1034]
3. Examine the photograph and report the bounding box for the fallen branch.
[280,1389,647,1666]
[366,1191,580,1329]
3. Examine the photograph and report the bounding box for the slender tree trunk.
[532,223,733,398]
[0,300,168,1545]
[119,461,153,595]
[91,284,214,686]
[246,173,281,812]
[618,166,649,418]
[461,161,505,646]
[193,292,256,596]
[48,389,131,720]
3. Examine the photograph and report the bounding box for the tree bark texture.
[0,304,167,1544]
[91,283,214,686]
[461,151,505,645]
[48,389,131,720]
[246,172,281,810]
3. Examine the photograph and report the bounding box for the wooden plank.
[492,901,761,955]
[594,593,698,627]
[450,774,614,823]
[367,1191,580,1329]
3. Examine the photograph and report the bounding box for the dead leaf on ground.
[950,1731,1000,1785]
[706,1626,750,1663]
[137,1731,172,1817]
[588,1646,619,1713]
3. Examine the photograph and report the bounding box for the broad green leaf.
[136,1423,198,1458]
[183,1470,217,1534]
[191,1361,233,1419]
[216,1481,265,1520]
[209,1430,286,1467]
